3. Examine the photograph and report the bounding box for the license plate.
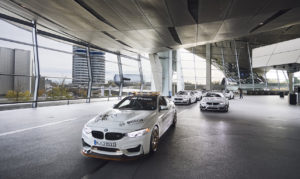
[94,140,116,147]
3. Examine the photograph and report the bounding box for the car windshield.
[177,91,188,95]
[205,93,221,97]
[114,96,157,110]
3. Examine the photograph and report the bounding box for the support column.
[138,55,144,92]
[247,42,255,91]
[276,70,280,90]
[117,53,123,98]
[264,67,268,89]
[221,47,226,89]
[283,71,289,88]
[149,53,162,93]
[176,50,184,92]
[193,47,197,89]
[32,21,40,108]
[168,50,173,96]
[288,72,294,94]
[86,46,92,103]
[206,44,212,90]
[234,40,241,89]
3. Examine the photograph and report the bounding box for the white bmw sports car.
[82,93,177,160]
[223,89,234,99]
[200,92,229,112]
[173,90,197,105]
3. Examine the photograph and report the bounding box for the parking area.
[1,96,300,179]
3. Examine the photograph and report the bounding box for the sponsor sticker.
[127,119,144,125]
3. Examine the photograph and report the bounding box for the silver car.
[173,91,197,105]
[223,89,234,100]
[200,92,229,112]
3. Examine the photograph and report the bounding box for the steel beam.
[247,42,255,91]
[138,55,144,92]
[32,21,40,108]
[117,53,124,98]
[192,47,197,89]
[86,46,92,103]
[221,47,226,89]
[206,44,211,90]
[233,41,241,89]
[264,67,268,88]
[276,70,280,89]
[176,50,184,92]
[288,72,294,93]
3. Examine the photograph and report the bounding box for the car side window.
[159,97,167,106]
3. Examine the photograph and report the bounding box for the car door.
[164,97,174,128]
[158,96,169,135]
[190,91,195,103]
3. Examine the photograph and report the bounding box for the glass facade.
[0,19,150,105]
[179,49,224,90]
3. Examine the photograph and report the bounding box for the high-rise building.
[72,46,105,85]
[0,47,33,95]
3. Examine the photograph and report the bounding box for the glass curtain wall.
[0,17,152,105]
[180,49,224,90]
[37,35,80,101]
[0,19,35,103]
[91,52,119,98]
[141,56,152,91]
[121,57,141,94]
[266,69,289,90]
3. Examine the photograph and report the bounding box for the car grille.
[92,146,119,152]
[92,131,104,139]
[105,132,125,140]
[175,98,182,100]
[207,102,219,105]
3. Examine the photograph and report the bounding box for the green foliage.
[5,90,31,101]
[47,85,71,100]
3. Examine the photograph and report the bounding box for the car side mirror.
[159,105,168,111]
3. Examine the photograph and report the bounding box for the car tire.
[172,111,177,127]
[150,126,159,153]
[224,105,229,112]
[188,99,191,105]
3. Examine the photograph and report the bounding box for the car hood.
[86,109,156,131]
[174,95,189,98]
[202,97,225,103]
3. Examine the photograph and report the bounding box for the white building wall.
[0,47,32,95]
[0,47,14,94]
[14,49,32,92]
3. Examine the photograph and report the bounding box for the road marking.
[178,109,188,116]
[0,118,79,137]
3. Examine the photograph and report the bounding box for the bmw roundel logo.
[104,128,108,132]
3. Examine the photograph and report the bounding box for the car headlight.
[220,102,225,105]
[83,125,92,135]
[201,102,206,105]
[127,128,150,138]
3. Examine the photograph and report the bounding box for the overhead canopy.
[252,38,300,72]
[1,0,300,55]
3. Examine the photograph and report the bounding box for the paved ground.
[1,96,300,179]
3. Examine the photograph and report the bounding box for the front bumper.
[82,131,151,160]
[174,99,189,104]
[200,103,227,111]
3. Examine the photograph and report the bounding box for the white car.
[82,93,177,160]
[200,92,229,112]
[173,91,197,105]
[193,90,202,101]
[223,89,234,99]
